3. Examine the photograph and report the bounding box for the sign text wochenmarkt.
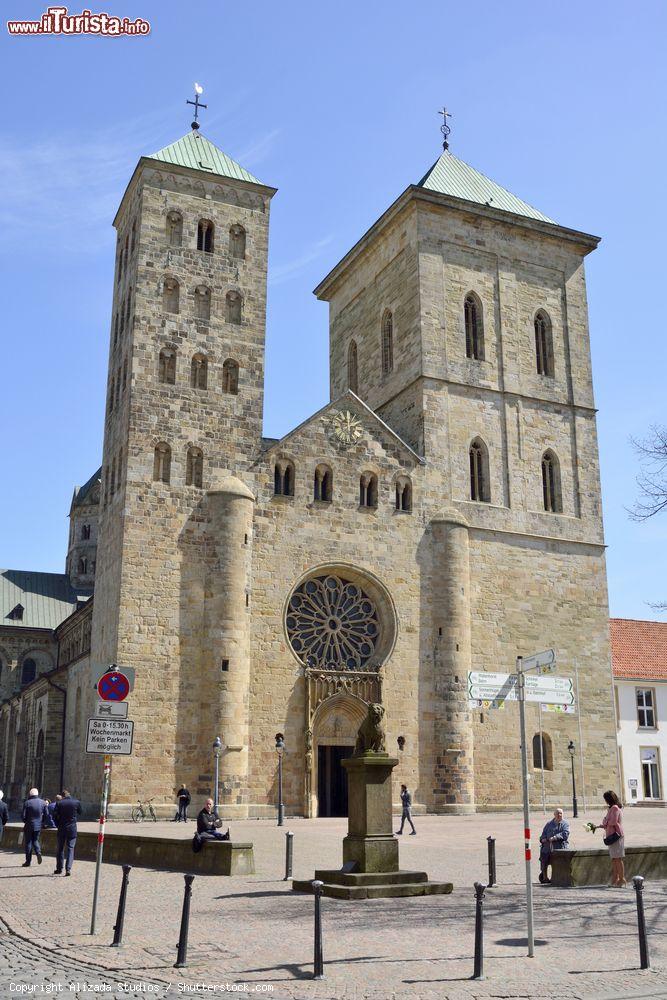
[86,718,134,755]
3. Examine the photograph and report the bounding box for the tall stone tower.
[84,125,276,806]
[316,144,613,812]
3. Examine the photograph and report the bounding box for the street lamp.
[212,736,222,814]
[567,740,578,819]
[275,732,285,827]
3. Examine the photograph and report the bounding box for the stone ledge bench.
[1,825,254,876]
[551,846,667,887]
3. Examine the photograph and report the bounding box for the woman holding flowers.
[587,790,625,887]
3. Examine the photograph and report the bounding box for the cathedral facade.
[1,123,619,815]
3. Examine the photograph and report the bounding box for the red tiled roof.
[610,618,667,680]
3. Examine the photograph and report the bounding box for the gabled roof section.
[1,570,87,631]
[147,131,262,185]
[417,151,554,224]
[255,392,425,466]
[610,618,667,681]
[71,466,102,511]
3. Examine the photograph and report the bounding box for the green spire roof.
[417,150,554,224]
[148,130,261,185]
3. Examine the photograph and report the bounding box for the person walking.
[0,791,9,843]
[21,788,47,867]
[591,790,626,887]
[176,785,191,823]
[396,784,417,835]
[53,789,82,876]
[538,807,570,883]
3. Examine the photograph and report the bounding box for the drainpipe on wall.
[45,675,67,792]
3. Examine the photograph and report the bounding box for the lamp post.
[567,740,578,819]
[212,736,222,814]
[275,732,285,827]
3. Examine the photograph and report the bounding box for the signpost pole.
[90,754,112,935]
[538,703,546,815]
[517,657,535,958]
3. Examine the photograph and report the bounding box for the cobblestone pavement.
[1,810,666,999]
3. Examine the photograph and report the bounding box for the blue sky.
[1,0,665,619]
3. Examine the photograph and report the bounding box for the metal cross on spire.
[187,83,207,131]
[439,106,452,151]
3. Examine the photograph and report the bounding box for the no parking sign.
[97,670,130,702]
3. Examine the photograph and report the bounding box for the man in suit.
[21,788,47,867]
[53,789,82,876]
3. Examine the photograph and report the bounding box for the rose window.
[286,574,380,670]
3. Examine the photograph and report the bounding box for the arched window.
[166,211,183,246]
[122,357,128,391]
[469,438,490,502]
[395,475,412,512]
[534,310,553,376]
[314,464,333,502]
[153,442,171,484]
[226,290,242,325]
[274,460,295,497]
[229,224,246,259]
[78,557,88,575]
[163,277,179,314]
[116,447,123,493]
[348,340,358,394]
[159,348,176,384]
[130,220,136,254]
[113,312,119,348]
[194,285,211,321]
[222,358,239,395]
[81,524,91,540]
[197,219,214,253]
[542,450,562,513]
[108,377,115,414]
[381,310,393,375]
[125,292,132,329]
[110,456,117,496]
[532,732,553,770]
[21,658,36,686]
[190,354,208,390]
[186,447,203,488]
[464,293,484,361]
[114,373,121,410]
[359,472,378,508]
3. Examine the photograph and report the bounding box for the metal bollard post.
[110,864,132,948]
[312,880,324,980]
[174,874,195,969]
[283,831,294,881]
[470,881,486,981]
[632,876,650,970]
[487,836,496,888]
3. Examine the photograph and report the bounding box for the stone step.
[292,877,453,899]
[313,868,429,886]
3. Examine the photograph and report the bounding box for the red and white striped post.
[90,754,112,935]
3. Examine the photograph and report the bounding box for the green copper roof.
[147,130,261,185]
[1,570,85,631]
[417,151,554,224]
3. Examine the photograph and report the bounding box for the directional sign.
[521,649,555,672]
[468,671,575,707]
[91,663,136,691]
[86,718,134,755]
[540,703,577,715]
[95,700,129,719]
[98,670,130,702]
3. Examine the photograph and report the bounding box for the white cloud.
[270,236,334,286]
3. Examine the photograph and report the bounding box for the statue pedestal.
[342,752,399,873]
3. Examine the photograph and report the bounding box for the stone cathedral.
[0,117,619,816]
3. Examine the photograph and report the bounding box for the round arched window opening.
[286,573,387,671]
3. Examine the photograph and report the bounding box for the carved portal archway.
[307,692,368,818]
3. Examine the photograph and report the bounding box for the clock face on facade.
[330,410,363,449]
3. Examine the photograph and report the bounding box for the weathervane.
[187,83,207,131]
[439,106,452,151]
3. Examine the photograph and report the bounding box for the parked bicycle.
[131,798,157,823]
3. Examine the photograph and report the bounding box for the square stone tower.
[83,129,276,806]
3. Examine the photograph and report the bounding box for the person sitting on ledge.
[196,798,228,842]
[539,807,570,884]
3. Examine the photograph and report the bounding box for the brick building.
[1,120,619,815]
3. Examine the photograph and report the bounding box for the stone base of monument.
[292,748,453,899]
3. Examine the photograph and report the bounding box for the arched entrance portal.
[310,694,366,817]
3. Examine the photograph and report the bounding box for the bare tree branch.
[629,425,667,521]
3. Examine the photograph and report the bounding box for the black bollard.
[312,879,324,980]
[110,864,132,947]
[283,830,294,881]
[632,875,650,970]
[174,874,195,969]
[470,881,486,981]
[487,837,496,888]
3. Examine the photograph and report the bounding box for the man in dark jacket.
[22,788,47,866]
[396,784,417,835]
[53,790,82,875]
[539,807,570,884]
[196,798,226,842]
[176,786,191,822]
[0,791,9,842]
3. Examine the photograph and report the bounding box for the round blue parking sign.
[98,670,130,702]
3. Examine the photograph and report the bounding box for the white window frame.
[636,687,657,729]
